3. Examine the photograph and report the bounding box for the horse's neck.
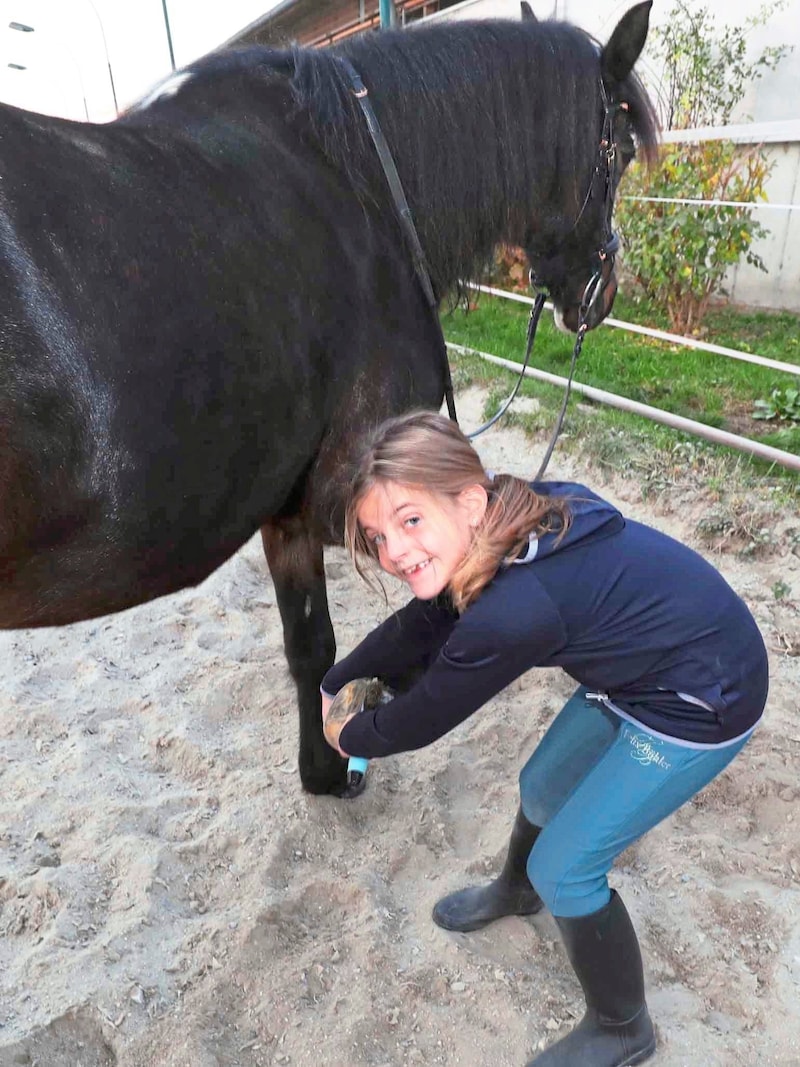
[343,33,574,295]
[376,92,544,295]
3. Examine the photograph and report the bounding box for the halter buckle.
[528,267,549,294]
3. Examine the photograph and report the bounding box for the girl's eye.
[405,515,421,528]
[370,533,385,547]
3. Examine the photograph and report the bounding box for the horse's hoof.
[300,761,349,797]
[341,769,367,799]
[300,754,371,797]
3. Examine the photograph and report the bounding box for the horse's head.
[523,2,657,334]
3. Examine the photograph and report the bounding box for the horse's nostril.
[602,278,618,317]
[560,306,580,334]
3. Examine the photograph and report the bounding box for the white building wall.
[0,0,172,119]
[0,0,276,118]
[725,140,800,313]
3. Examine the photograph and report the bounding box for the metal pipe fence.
[456,284,800,472]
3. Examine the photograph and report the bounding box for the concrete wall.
[723,137,800,313]
[0,0,173,119]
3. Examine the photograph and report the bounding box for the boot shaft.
[501,805,542,884]
[555,891,645,1024]
[528,892,655,1065]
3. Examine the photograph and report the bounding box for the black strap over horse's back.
[337,56,458,424]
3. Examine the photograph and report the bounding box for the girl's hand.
[322,679,394,758]
[321,689,352,757]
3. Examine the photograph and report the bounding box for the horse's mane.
[179,21,658,295]
[287,20,658,293]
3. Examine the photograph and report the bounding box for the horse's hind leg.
[261,518,348,796]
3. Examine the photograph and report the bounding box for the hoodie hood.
[513,481,623,563]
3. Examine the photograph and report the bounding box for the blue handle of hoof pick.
[347,755,369,788]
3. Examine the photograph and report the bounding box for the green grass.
[440,292,800,477]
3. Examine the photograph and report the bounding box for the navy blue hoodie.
[324,483,768,758]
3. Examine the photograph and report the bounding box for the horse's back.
[0,74,443,627]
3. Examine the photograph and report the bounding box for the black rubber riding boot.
[527,891,656,1066]
[432,806,543,932]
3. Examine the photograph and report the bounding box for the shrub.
[617,140,770,334]
[616,1,790,334]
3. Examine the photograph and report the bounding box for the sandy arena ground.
[1,387,798,1067]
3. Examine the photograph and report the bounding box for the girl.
[321,411,768,1067]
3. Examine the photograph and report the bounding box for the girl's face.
[357,481,487,600]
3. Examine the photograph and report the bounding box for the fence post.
[379,0,394,28]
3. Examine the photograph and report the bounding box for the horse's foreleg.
[261,519,348,796]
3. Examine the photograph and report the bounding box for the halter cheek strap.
[530,84,626,301]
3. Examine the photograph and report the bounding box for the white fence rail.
[622,196,800,212]
[467,284,800,378]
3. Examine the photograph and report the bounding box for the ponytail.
[450,472,569,610]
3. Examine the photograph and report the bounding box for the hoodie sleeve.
[339,575,567,757]
[321,595,457,696]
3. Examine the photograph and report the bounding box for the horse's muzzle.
[557,264,618,334]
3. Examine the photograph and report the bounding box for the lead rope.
[466,290,545,439]
[534,315,587,480]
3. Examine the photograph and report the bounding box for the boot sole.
[622,1036,657,1066]
[432,900,544,933]
[524,1033,655,1067]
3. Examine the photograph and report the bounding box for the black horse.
[0,5,657,795]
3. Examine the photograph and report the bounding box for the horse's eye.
[616,121,636,159]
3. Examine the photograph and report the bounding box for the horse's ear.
[520,2,537,21]
[600,0,651,83]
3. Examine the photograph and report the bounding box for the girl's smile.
[357,481,487,599]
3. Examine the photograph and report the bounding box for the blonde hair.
[345,411,571,612]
